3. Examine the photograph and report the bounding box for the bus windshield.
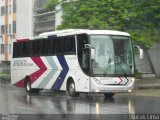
[90,35,134,76]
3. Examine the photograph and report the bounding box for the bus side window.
[13,42,18,58]
[61,36,76,55]
[57,37,63,54]
[17,42,23,57]
[82,49,89,68]
[77,34,90,74]
[68,36,76,54]
[41,39,48,56]
[64,36,76,54]
[23,42,29,57]
[32,40,40,56]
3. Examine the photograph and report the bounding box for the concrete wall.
[135,51,152,73]
[135,43,160,78]
[148,43,160,77]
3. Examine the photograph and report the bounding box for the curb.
[135,85,160,90]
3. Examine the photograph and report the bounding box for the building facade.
[0,0,14,62]
[34,0,55,36]
[0,0,55,62]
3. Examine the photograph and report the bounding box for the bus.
[11,29,143,97]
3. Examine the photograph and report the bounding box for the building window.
[1,6,5,16]
[5,25,8,34]
[13,0,16,13]
[5,6,8,14]
[13,21,16,33]
[9,44,11,54]
[9,24,11,35]
[1,25,5,34]
[1,44,4,54]
[9,5,11,15]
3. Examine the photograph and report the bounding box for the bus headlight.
[128,90,132,93]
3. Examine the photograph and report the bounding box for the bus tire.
[25,77,40,93]
[25,78,32,93]
[67,79,79,97]
[104,93,115,98]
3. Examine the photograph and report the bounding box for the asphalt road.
[0,83,160,120]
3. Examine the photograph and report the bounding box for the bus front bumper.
[90,79,134,93]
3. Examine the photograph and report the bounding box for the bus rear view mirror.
[133,45,143,59]
[91,48,95,60]
[85,44,95,60]
[85,44,91,49]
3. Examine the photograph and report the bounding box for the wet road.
[0,83,160,120]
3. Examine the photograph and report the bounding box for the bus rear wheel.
[25,78,32,93]
[25,78,40,93]
[67,80,79,97]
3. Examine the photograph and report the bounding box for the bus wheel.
[67,81,79,97]
[104,93,115,98]
[25,78,32,93]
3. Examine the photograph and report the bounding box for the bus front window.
[90,35,134,76]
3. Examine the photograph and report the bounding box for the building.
[0,0,14,63]
[0,0,56,62]
[34,0,55,36]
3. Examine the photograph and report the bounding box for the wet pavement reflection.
[0,84,160,120]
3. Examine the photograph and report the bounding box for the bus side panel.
[11,56,61,89]
[11,55,90,92]
[74,69,90,92]
[11,57,39,87]
[31,56,62,89]
[60,55,90,92]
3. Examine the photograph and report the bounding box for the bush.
[0,63,11,82]
[0,73,10,81]
[135,71,142,79]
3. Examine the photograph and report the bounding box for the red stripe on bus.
[14,79,25,87]
[16,38,30,42]
[14,57,47,87]
[29,57,47,84]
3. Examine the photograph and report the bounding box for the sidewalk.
[135,78,160,90]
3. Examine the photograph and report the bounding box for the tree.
[46,0,59,10]
[47,0,160,49]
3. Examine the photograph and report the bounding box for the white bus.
[11,29,142,97]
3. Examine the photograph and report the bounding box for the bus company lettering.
[13,60,33,66]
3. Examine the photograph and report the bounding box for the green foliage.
[45,0,58,10]
[135,70,142,79]
[47,0,160,49]
[0,63,10,81]
[0,73,10,81]
[135,72,142,79]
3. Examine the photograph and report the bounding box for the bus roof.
[15,29,130,42]
[39,29,131,37]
